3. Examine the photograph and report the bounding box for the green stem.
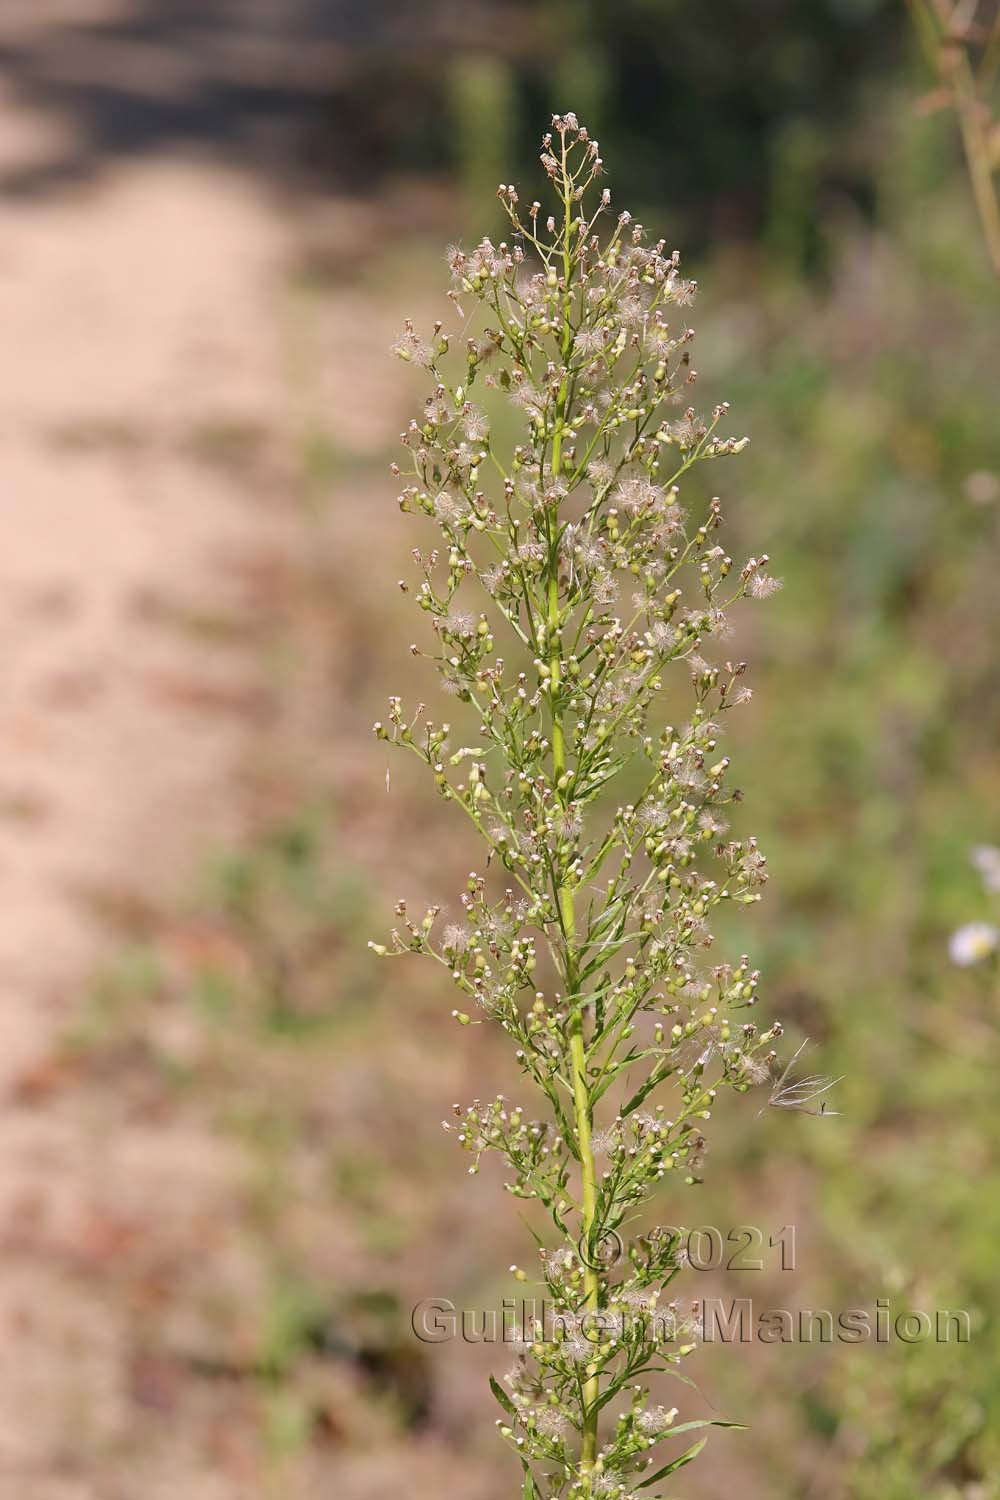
[549,133,601,1479]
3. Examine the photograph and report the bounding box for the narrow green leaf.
[637,1435,707,1486]
[521,1218,546,1252]
[657,1418,747,1437]
[489,1374,517,1419]
[621,1066,669,1116]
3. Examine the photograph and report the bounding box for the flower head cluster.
[373,113,794,1497]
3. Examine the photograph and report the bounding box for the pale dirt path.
[0,156,296,1076]
[0,83,307,1490]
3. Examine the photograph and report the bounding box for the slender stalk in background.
[906,0,1000,277]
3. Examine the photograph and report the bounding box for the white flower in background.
[948,921,1000,967]
[971,845,1000,894]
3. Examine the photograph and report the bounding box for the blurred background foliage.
[7,0,998,1496]
[316,0,904,254]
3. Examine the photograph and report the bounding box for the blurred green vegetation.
[692,93,1000,1493]
[328,0,904,258]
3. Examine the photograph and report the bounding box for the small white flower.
[463,405,490,442]
[748,571,782,599]
[635,1403,677,1435]
[948,921,999,967]
[971,845,1000,894]
[531,1406,567,1439]
[443,923,472,953]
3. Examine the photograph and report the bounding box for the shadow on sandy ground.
[0,0,433,197]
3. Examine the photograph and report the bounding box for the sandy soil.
[0,30,333,1492]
